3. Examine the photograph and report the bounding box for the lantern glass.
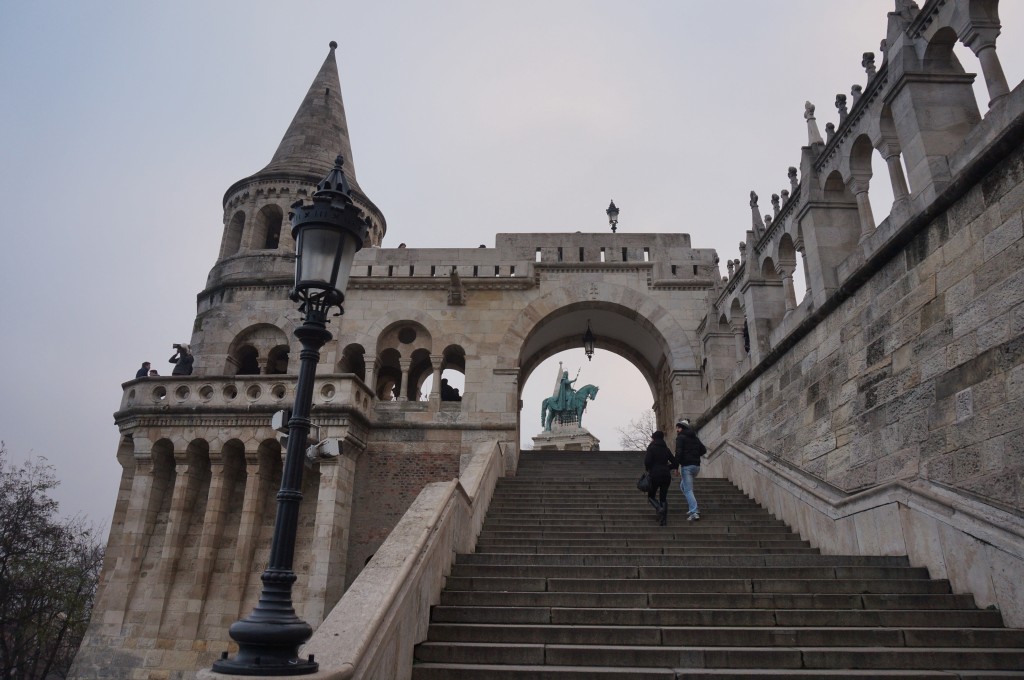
[295,223,359,298]
[583,324,595,359]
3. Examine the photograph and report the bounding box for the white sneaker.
[687,512,700,522]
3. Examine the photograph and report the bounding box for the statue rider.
[554,370,577,411]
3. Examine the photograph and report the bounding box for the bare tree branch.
[0,444,103,679]
[615,410,657,451]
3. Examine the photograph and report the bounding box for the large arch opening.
[513,301,685,452]
[519,348,653,452]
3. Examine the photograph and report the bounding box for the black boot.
[647,496,664,515]
[658,499,668,526]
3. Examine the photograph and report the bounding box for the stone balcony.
[119,373,374,419]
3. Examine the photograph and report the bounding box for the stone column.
[230,454,272,620]
[962,27,1010,106]
[177,453,234,640]
[879,145,910,202]
[364,356,377,399]
[428,354,444,407]
[143,457,200,637]
[398,359,412,401]
[850,178,876,239]
[304,449,359,626]
[730,319,746,362]
[777,264,797,313]
[96,454,159,635]
[799,249,811,300]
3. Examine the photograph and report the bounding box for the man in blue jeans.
[675,420,707,521]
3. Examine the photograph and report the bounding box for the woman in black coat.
[644,431,677,526]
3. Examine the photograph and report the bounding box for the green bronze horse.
[541,384,599,431]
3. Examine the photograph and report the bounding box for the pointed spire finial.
[259,42,359,187]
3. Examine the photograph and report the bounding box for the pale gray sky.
[1,1,1022,526]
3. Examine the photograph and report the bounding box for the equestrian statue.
[541,369,599,431]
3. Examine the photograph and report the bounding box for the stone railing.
[198,439,509,680]
[120,374,374,419]
[705,440,1024,627]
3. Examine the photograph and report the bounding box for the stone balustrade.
[120,373,374,418]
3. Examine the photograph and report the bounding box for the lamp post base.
[211,606,318,675]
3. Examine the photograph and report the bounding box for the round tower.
[213,42,386,281]
[192,42,385,376]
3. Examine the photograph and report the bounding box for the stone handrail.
[198,439,508,680]
[704,439,1024,627]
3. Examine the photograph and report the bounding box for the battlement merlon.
[348,231,716,276]
[200,231,721,299]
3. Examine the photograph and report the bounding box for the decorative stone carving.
[771,193,780,216]
[788,167,798,191]
[825,122,836,142]
[835,94,848,123]
[862,52,876,79]
[749,191,765,232]
[780,189,790,205]
[804,101,824,145]
[447,266,467,305]
[851,84,862,105]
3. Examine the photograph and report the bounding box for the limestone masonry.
[71,1,1024,678]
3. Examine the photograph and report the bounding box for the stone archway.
[499,283,703,448]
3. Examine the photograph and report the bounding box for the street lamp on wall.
[212,155,369,676]
[583,319,596,361]
[606,200,619,233]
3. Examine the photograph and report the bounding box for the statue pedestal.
[531,424,600,451]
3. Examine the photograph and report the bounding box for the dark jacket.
[170,352,194,376]
[675,427,707,467]
[644,439,677,483]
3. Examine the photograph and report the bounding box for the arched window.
[221,211,245,257]
[338,344,366,381]
[234,345,260,376]
[249,205,284,251]
[266,345,289,375]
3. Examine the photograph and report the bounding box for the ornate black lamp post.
[606,200,619,233]
[212,155,369,676]
[583,319,596,361]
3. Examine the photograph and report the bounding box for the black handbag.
[636,472,651,493]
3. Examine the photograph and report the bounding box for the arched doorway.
[505,295,702,453]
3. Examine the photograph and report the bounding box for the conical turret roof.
[221,41,385,244]
[257,40,361,190]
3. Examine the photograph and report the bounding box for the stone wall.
[699,16,1024,623]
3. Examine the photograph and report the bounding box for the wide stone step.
[424,623,1024,648]
[442,576,952,594]
[447,565,928,580]
[414,641,1024,669]
[481,520,782,529]
[413,662,1024,679]
[431,606,1004,628]
[437,591,987,613]
[455,554,907,567]
[474,538,811,549]
[472,545,820,555]
[477,528,798,540]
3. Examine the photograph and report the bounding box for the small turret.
[215,42,385,266]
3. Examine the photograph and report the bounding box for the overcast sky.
[2,1,1022,527]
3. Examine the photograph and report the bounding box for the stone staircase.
[412,451,1024,679]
